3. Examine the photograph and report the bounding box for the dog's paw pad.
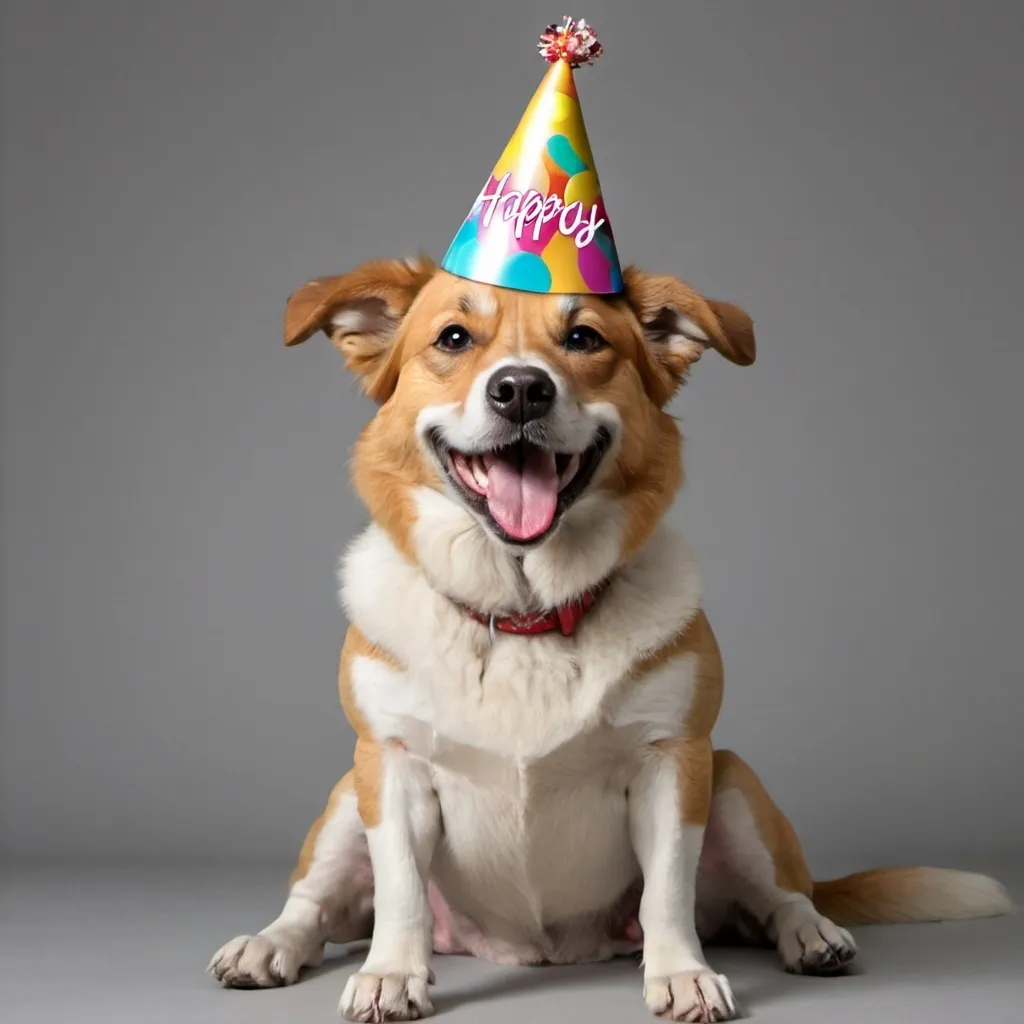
[339,970,433,1022]
[644,970,739,1022]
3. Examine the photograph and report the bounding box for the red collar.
[460,580,611,638]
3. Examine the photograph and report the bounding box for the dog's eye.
[435,324,473,353]
[562,326,607,354]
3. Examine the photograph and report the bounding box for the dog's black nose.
[485,366,556,423]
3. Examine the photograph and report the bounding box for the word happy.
[478,172,605,249]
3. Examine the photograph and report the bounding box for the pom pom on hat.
[538,16,603,68]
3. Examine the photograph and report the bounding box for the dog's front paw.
[339,970,434,1022]
[207,933,321,988]
[643,969,739,1022]
[776,910,857,975]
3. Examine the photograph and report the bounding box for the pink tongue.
[485,447,559,541]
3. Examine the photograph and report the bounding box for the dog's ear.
[623,267,755,404]
[284,256,436,402]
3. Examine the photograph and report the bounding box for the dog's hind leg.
[208,770,374,988]
[699,750,858,975]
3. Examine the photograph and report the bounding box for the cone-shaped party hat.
[441,17,623,295]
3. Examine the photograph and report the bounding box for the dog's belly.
[425,734,641,963]
[422,759,768,962]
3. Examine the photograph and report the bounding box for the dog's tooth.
[559,454,581,490]
[472,456,489,490]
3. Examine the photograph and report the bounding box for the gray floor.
[3,864,1022,1023]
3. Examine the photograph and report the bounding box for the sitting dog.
[209,257,1011,1022]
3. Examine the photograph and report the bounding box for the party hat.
[441,17,623,295]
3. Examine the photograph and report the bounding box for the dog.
[209,257,1012,1022]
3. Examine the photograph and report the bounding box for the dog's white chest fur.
[341,523,703,935]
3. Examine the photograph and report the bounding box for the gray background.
[3,0,1023,879]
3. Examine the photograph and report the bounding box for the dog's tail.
[812,867,1013,927]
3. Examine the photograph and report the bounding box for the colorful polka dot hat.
[441,17,623,295]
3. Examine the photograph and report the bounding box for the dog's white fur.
[344,520,701,757]
[332,511,738,1017]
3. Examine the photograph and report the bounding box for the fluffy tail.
[812,867,1013,927]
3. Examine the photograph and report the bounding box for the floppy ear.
[623,267,756,403]
[283,255,436,402]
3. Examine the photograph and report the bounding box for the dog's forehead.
[409,271,631,341]
[415,272,561,320]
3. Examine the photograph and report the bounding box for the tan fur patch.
[338,626,402,829]
[660,737,714,826]
[634,609,725,739]
[712,749,814,895]
[636,611,725,826]
[353,738,383,829]
[290,770,355,885]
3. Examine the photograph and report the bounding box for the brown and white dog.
[208,257,1011,1022]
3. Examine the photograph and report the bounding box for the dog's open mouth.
[429,429,611,544]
